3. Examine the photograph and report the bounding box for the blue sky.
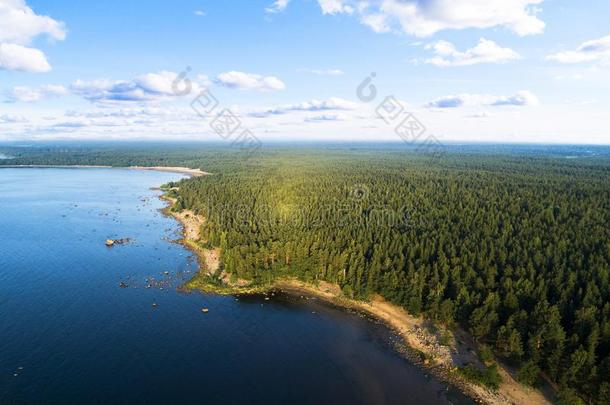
[1,0,609,144]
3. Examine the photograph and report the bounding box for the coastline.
[160,189,554,405]
[272,280,554,405]
[0,164,210,177]
[129,166,210,177]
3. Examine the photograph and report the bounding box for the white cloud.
[0,0,66,72]
[137,71,198,95]
[194,10,206,17]
[265,0,290,13]
[361,13,391,33]
[0,42,50,72]
[318,0,354,15]
[65,107,173,119]
[426,91,539,108]
[317,0,545,37]
[216,71,285,91]
[251,97,359,117]
[465,111,492,119]
[424,38,521,67]
[0,0,66,44]
[0,113,27,123]
[6,84,66,102]
[305,113,347,122]
[52,120,89,129]
[71,71,209,103]
[297,68,344,76]
[547,35,610,64]
[492,91,540,107]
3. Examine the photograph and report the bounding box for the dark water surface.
[0,168,473,405]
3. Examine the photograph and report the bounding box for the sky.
[0,0,609,144]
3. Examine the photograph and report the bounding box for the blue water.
[0,168,473,405]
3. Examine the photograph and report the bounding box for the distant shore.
[160,188,553,405]
[0,165,210,177]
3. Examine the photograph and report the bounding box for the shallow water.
[0,168,473,405]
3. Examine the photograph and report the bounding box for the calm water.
[0,168,473,405]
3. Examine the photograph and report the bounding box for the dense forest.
[2,143,609,403]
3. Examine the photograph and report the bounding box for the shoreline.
[271,280,555,405]
[129,166,210,177]
[0,164,210,177]
[160,190,553,405]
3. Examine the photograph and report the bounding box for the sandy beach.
[0,165,210,178]
[128,166,210,177]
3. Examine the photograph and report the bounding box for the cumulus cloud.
[547,35,610,64]
[266,0,290,13]
[71,71,209,103]
[6,84,66,102]
[424,38,521,66]
[426,91,539,109]
[251,97,359,117]
[0,43,51,72]
[0,0,66,72]
[318,0,354,15]
[297,68,344,76]
[216,71,285,91]
[316,0,545,37]
[0,0,66,44]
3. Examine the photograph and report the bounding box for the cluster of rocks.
[105,238,131,247]
[410,325,454,366]
[117,270,192,290]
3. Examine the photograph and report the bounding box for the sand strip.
[0,165,210,177]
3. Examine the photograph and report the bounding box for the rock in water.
[105,238,131,247]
